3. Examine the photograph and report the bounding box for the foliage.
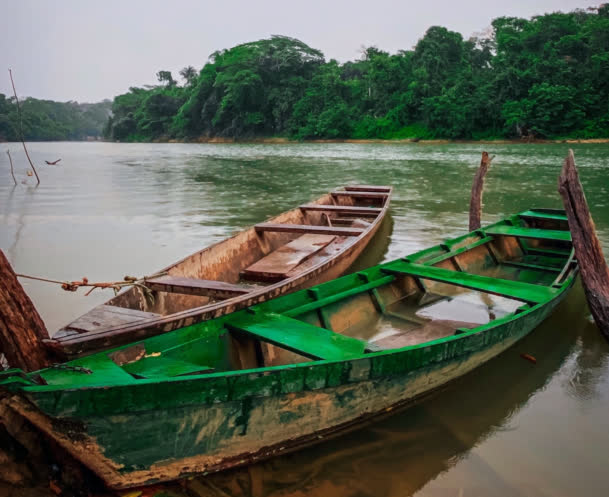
[0,96,111,141]
[8,7,609,142]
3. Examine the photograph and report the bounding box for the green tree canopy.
[95,7,609,142]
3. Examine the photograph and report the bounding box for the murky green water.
[2,142,609,496]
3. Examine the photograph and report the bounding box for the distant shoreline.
[166,137,609,145]
[3,137,609,145]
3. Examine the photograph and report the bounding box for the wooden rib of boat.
[0,209,577,490]
[44,185,393,359]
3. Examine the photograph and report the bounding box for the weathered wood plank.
[299,204,381,215]
[243,234,335,280]
[255,223,364,236]
[62,305,161,335]
[331,191,389,199]
[469,151,493,231]
[0,250,52,371]
[344,185,392,192]
[558,149,609,340]
[145,276,252,299]
[226,313,366,360]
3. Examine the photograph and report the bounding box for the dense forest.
[103,6,609,141]
[3,6,609,142]
[0,96,111,141]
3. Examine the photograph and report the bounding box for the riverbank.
[3,137,609,145]
[167,137,609,145]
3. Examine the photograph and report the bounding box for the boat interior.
[54,186,391,340]
[34,209,577,387]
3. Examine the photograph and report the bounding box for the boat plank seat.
[527,247,572,257]
[501,261,562,273]
[122,356,213,379]
[243,234,336,280]
[420,236,494,266]
[226,313,366,360]
[284,275,396,317]
[62,305,162,336]
[344,185,392,192]
[381,262,558,304]
[484,225,572,242]
[145,275,253,299]
[39,355,138,385]
[331,191,389,199]
[299,204,382,216]
[255,223,364,237]
[519,210,568,222]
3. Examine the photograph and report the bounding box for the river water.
[1,142,609,496]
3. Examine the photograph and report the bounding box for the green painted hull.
[0,209,578,489]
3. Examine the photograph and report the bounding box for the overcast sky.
[0,0,595,102]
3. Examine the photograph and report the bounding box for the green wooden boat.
[0,209,577,490]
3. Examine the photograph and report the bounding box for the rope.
[15,271,167,304]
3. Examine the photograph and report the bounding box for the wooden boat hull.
[2,280,571,489]
[47,187,392,358]
[1,209,577,489]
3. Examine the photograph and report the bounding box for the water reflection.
[562,320,609,403]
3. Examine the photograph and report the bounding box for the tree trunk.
[0,249,52,371]
[469,151,493,231]
[558,149,609,341]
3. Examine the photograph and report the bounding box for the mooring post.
[0,249,52,371]
[469,151,494,231]
[558,149,609,341]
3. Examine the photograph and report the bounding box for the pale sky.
[0,0,595,102]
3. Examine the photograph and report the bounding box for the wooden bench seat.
[381,262,558,304]
[421,236,494,266]
[501,261,562,273]
[145,275,253,299]
[122,356,213,379]
[331,191,389,199]
[61,305,161,336]
[299,204,382,215]
[518,210,568,222]
[255,223,364,236]
[226,313,366,360]
[344,185,392,192]
[484,225,572,242]
[243,234,336,281]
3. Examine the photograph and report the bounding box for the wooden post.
[0,249,52,371]
[469,151,494,231]
[558,149,609,341]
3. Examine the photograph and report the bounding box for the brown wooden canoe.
[44,185,392,358]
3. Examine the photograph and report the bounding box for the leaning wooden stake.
[8,69,40,185]
[0,249,52,371]
[6,150,16,185]
[558,149,609,341]
[469,151,494,231]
